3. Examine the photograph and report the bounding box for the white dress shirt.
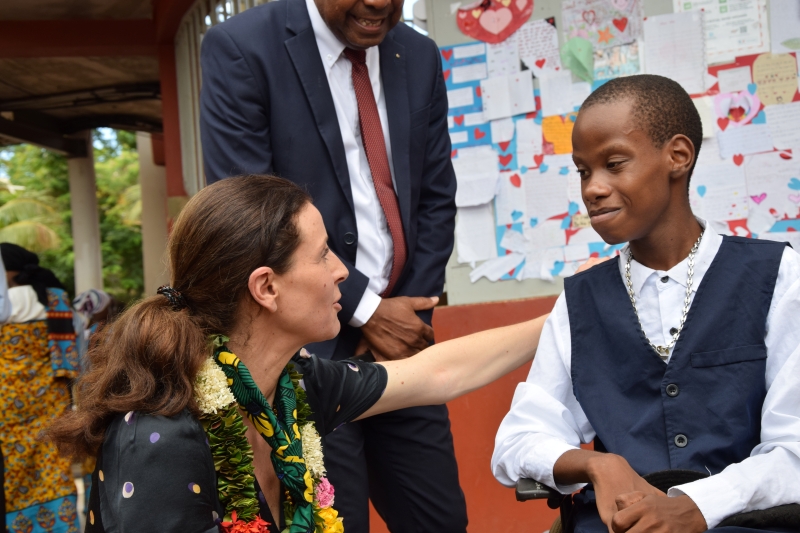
[307,0,396,327]
[492,220,800,528]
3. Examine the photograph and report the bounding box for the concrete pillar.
[67,131,103,294]
[136,132,170,294]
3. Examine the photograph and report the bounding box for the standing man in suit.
[199,0,465,530]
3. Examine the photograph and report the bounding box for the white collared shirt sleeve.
[492,292,595,494]
[348,288,382,327]
[669,246,800,528]
[0,258,10,323]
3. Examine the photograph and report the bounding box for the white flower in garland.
[300,422,326,478]
[195,358,235,414]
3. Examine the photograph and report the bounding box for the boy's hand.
[586,454,665,530]
[611,493,707,533]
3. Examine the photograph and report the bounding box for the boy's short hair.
[580,74,703,181]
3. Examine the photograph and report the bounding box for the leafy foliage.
[0,129,144,302]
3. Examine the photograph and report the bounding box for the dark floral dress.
[85,355,386,533]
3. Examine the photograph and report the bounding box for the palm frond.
[0,198,57,226]
[0,221,61,252]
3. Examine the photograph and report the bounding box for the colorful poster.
[562,0,644,50]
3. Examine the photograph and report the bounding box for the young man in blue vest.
[492,75,800,532]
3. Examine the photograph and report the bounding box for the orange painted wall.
[369,296,560,533]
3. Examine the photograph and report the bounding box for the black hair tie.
[157,286,187,311]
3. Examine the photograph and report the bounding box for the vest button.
[674,434,688,448]
[344,232,356,245]
[666,383,679,397]
[660,276,669,283]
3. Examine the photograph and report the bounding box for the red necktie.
[344,48,407,297]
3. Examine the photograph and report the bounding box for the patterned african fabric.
[1,287,80,533]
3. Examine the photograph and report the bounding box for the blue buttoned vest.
[565,236,785,478]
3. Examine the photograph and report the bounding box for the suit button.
[344,232,356,245]
[666,383,679,397]
[674,434,688,448]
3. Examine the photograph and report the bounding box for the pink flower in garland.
[315,477,336,509]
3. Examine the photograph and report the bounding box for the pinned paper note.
[560,37,594,83]
[692,96,716,139]
[717,66,753,95]
[452,146,501,206]
[490,118,516,144]
[447,87,475,109]
[674,0,769,65]
[515,119,544,168]
[643,11,705,95]
[744,152,800,231]
[524,219,568,249]
[495,170,527,225]
[517,18,562,77]
[764,102,800,150]
[752,53,800,106]
[594,42,641,81]
[770,0,800,54]
[542,115,576,155]
[562,0,644,50]
[452,62,489,84]
[716,124,774,159]
[486,35,521,78]
[690,162,749,221]
[469,252,525,283]
[456,204,498,264]
[539,70,590,117]
[524,165,570,221]
[480,71,536,121]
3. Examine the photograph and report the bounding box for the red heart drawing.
[535,58,546,68]
[499,153,513,166]
[612,17,628,32]
[717,117,729,131]
[451,150,458,158]
[582,10,596,25]
[474,128,486,139]
[533,154,545,166]
[475,86,482,97]
[454,115,464,126]
[498,141,511,152]
[510,174,522,187]
[441,49,453,61]
[779,152,793,160]
[733,154,744,166]
[750,193,767,205]
[729,106,746,122]
[444,70,451,81]
[456,0,534,44]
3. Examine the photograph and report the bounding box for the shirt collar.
[620,218,723,296]
[306,0,346,72]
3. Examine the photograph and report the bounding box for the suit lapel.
[284,0,354,212]
[379,33,412,236]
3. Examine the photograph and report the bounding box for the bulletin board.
[425,0,800,305]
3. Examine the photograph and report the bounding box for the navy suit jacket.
[200,0,456,357]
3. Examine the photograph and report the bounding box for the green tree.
[0,129,144,302]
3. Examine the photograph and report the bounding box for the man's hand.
[611,493,707,533]
[586,454,665,530]
[358,296,439,361]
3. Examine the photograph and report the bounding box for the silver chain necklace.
[624,230,704,361]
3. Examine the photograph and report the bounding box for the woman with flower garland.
[47,175,551,533]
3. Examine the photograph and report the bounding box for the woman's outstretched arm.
[357,313,548,419]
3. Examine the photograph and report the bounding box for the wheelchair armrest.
[515,478,564,510]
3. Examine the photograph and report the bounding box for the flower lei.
[194,336,343,533]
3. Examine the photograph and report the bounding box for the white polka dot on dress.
[122,482,134,498]
[124,411,135,425]
[149,432,160,443]
[98,470,104,482]
[188,483,201,494]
